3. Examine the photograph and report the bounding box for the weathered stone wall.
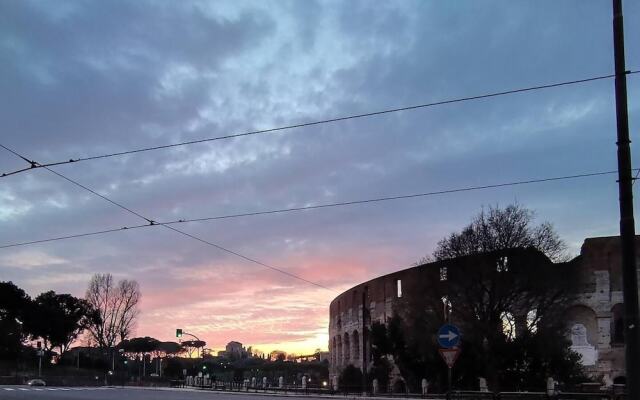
[563,236,640,383]
[328,236,640,384]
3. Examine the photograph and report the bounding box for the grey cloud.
[0,0,638,348]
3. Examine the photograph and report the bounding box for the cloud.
[0,0,638,353]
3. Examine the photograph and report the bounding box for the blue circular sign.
[437,324,461,348]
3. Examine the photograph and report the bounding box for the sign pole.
[437,325,461,394]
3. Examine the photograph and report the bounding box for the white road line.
[3,388,15,391]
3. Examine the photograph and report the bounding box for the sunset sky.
[1,1,639,355]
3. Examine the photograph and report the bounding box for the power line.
[159,170,623,224]
[1,168,629,250]
[2,71,637,178]
[1,145,333,292]
[0,224,151,248]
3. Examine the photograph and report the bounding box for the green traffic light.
[176,328,183,338]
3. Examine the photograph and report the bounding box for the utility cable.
[1,168,630,250]
[0,144,333,292]
[2,71,637,178]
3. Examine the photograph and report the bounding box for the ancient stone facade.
[564,236,639,384]
[328,236,638,384]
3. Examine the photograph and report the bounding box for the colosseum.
[328,236,637,388]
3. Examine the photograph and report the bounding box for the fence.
[180,378,626,400]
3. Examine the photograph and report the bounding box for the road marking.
[0,386,116,392]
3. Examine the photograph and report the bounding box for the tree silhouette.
[29,291,96,356]
[431,204,568,262]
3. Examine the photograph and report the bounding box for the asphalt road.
[0,386,320,400]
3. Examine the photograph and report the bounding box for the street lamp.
[175,328,203,358]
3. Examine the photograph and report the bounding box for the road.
[0,386,322,400]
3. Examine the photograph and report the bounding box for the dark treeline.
[0,281,96,370]
[0,279,328,385]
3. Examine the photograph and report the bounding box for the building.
[328,236,638,386]
[220,341,247,359]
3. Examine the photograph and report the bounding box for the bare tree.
[431,204,568,262]
[85,273,140,348]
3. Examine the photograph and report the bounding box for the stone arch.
[565,304,598,366]
[352,330,360,363]
[566,305,598,346]
[611,303,624,345]
[343,332,351,363]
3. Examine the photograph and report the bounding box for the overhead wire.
[2,71,638,288]
[1,144,334,292]
[0,168,630,250]
[2,71,638,178]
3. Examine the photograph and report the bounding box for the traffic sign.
[437,324,461,348]
[439,348,461,368]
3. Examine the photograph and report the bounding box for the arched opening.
[352,330,360,364]
[526,309,538,333]
[565,305,598,366]
[611,303,624,345]
[501,311,516,340]
[343,332,351,363]
[566,305,598,345]
[441,296,452,321]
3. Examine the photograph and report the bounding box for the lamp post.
[175,329,203,358]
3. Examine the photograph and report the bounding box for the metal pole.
[38,355,42,377]
[612,1,640,399]
[447,367,451,394]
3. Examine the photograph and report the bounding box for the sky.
[1,0,639,355]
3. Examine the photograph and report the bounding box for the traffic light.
[202,365,207,370]
[124,360,128,365]
[176,329,182,338]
